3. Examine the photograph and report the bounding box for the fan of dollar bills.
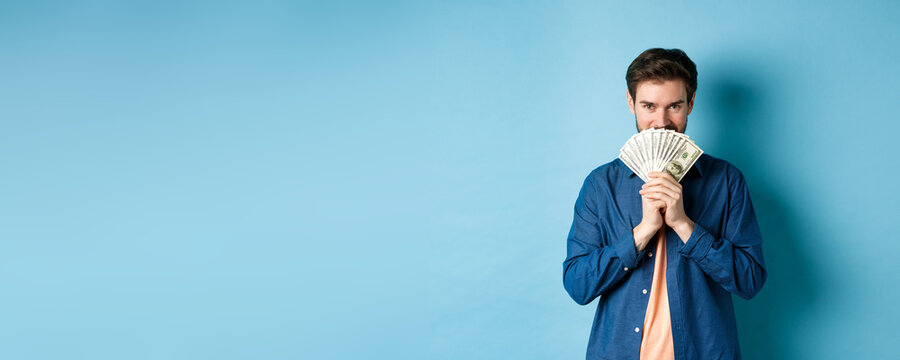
[618,128,703,183]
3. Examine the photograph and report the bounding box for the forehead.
[634,79,687,101]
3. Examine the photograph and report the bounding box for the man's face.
[626,79,695,133]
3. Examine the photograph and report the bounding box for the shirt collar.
[620,153,705,179]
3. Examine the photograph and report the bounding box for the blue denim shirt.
[562,153,767,360]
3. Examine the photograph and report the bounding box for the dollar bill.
[617,128,703,183]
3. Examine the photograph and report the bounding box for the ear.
[686,91,696,115]
[626,89,636,115]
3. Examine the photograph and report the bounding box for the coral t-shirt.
[639,229,675,360]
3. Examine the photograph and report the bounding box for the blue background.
[2,1,898,359]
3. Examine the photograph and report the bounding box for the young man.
[562,48,767,360]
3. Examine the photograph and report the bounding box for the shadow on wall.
[703,64,822,360]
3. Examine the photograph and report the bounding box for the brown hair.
[626,48,697,103]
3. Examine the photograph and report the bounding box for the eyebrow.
[639,100,685,107]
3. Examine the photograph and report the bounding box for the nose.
[650,110,673,129]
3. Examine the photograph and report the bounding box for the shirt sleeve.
[562,173,648,306]
[677,167,768,300]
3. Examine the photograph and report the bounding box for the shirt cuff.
[677,222,714,262]
[613,224,646,269]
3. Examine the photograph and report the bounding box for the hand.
[639,171,695,242]
[633,186,666,252]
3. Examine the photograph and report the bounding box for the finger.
[642,191,669,201]
[642,176,665,187]
[644,174,681,193]
[649,171,676,181]
[642,175,680,192]
[641,183,675,193]
[640,185,679,200]
[642,191,676,205]
[641,195,667,208]
[642,184,679,200]
[648,171,678,184]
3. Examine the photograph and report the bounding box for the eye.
[643,104,654,110]
[669,104,681,109]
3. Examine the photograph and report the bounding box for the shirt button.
[634,327,640,333]
[642,289,648,294]
[623,267,629,271]
[648,252,653,257]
